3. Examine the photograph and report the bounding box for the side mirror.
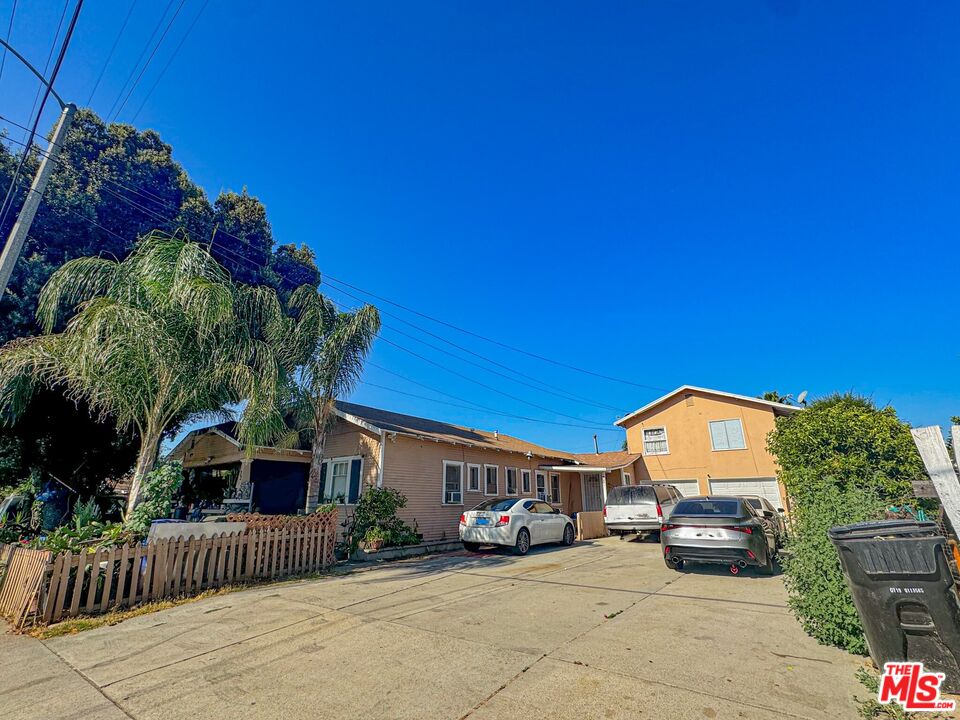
[552,508,561,514]
[776,508,785,514]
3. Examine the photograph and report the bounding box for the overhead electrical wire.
[130,0,210,123]
[111,0,186,121]
[0,0,18,83]
[86,0,138,106]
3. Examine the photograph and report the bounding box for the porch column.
[601,472,608,506]
[238,458,252,510]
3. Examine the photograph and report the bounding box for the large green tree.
[0,233,305,517]
[0,109,319,494]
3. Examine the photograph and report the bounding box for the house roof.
[334,401,577,460]
[615,385,801,427]
[569,451,641,471]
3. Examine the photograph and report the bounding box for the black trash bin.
[829,519,960,693]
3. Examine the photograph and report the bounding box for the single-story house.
[168,401,642,541]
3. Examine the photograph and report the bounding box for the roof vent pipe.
[494,430,499,440]
[594,434,600,454]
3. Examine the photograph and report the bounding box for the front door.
[582,473,603,512]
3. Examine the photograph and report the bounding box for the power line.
[19,0,68,146]
[130,0,210,123]
[0,0,82,233]
[105,0,175,120]
[0,0,17,83]
[323,281,628,413]
[111,0,187,121]
[86,0,138,106]
[323,274,669,392]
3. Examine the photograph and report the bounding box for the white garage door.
[708,478,783,509]
[657,479,700,497]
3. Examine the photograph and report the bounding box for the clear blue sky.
[2,1,958,453]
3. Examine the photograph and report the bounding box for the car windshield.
[605,485,656,505]
[472,498,519,512]
[745,498,763,510]
[674,499,741,516]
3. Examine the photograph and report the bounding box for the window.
[642,427,669,455]
[467,463,481,492]
[606,485,655,505]
[550,473,561,503]
[327,460,349,503]
[473,498,518,512]
[321,456,364,504]
[534,501,555,514]
[709,419,746,451]
[623,472,632,485]
[521,469,531,494]
[484,465,499,495]
[535,472,547,500]
[674,499,742,516]
[505,467,518,495]
[443,461,463,505]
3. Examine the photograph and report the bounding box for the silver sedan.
[460,498,576,555]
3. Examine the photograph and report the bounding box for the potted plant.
[362,526,387,552]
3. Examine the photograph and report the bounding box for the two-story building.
[616,385,799,510]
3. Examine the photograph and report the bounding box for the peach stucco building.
[170,386,798,542]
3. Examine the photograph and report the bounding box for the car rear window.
[606,485,656,505]
[674,499,741,516]
[472,498,519,512]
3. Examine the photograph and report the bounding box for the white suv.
[603,483,683,539]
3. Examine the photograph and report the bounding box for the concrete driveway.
[0,537,863,719]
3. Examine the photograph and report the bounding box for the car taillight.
[661,523,678,532]
[721,525,753,534]
[459,514,466,525]
[663,546,670,555]
[746,550,756,559]
[656,503,663,519]
[495,515,510,526]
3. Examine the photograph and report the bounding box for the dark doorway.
[251,460,308,514]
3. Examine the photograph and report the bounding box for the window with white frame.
[536,472,547,500]
[484,464,499,495]
[467,463,481,492]
[325,460,350,503]
[709,419,746,451]
[623,472,632,485]
[443,461,463,504]
[642,427,669,455]
[505,467,518,495]
[550,473,561,503]
[521,469,531,494]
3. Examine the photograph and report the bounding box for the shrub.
[125,461,184,535]
[781,474,886,654]
[346,487,420,553]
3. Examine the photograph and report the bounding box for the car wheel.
[562,523,575,546]
[514,528,531,556]
[758,548,774,576]
[463,542,482,552]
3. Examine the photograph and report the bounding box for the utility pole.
[0,102,76,295]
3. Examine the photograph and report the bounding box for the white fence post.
[911,426,960,533]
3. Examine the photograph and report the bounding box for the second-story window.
[709,419,746,450]
[642,427,669,455]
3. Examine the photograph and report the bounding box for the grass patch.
[30,569,341,640]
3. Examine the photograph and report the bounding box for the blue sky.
[2,1,958,452]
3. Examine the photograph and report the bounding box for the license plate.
[475,518,490,526]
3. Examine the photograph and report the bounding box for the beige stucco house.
[615,386,799,510]
[171,401,642,542]
[170,385,798,542]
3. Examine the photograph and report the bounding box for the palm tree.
[0,232,300,518]
[285,289,380,510]
[761,390,793,405]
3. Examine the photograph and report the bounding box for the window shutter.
[318,462,328,501]
[348,459,362,504]
[726,420,745,449]
[710,422,729,450]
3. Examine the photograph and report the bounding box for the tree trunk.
[305,401,331,513]
[124,432,160,521]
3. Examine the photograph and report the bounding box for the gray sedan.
[660,496,776,575]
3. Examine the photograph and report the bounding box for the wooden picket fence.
[0,511,337,629]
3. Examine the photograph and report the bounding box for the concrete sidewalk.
[0,538,864,719]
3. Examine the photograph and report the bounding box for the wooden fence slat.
[52,550,72,622]
[68,554,85,618]
[215,534,227,587]
[85,548,104,613]
[184,537,198,594]
[99,547,116,612]
[42,553,65,623]
[194,536,209,590]
[114,544,130,610]
[129,543,143,606]
[245,530,256,579]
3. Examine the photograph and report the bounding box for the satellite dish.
[797,390,808,405]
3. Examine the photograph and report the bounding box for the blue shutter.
[318,462,327,501]
[347,459,362,504]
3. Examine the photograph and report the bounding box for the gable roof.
[615,385,800,427]
[334,401,577,460]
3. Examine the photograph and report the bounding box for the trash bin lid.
[828,519,940,541]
